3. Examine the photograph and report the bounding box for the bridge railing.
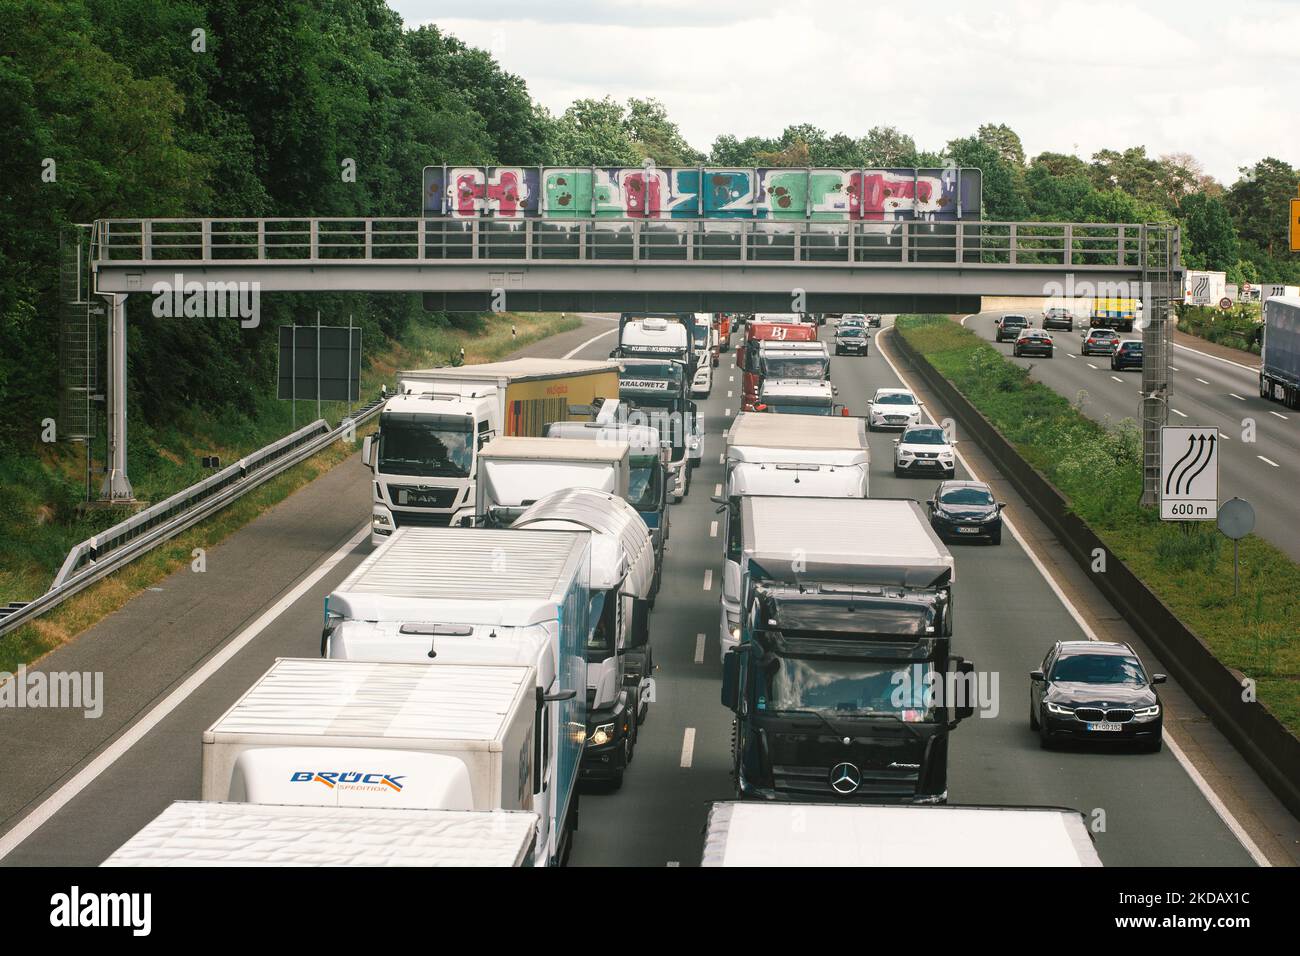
[93,218,1153,270]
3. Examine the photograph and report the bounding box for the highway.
[964,311,1300,562]
[0,314,1288,867]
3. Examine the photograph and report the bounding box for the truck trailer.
[700,802,1101,867]
[104,802,538,867]
[722,497,973,804]
[1260,295,1300,408]
[364,358,619,544]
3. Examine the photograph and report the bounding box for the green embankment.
[895,314,1298,732]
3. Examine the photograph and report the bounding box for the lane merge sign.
[1160,426,1219,520]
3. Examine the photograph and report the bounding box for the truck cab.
[738,322,820,410]
[757,379,840,415]
[615,357,702,499]
[615,315,694,373]
[721,497,973,805]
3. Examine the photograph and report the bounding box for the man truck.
[721,496,974,805]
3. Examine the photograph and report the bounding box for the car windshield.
[1123,343,1143,351]
[761,356,828,380]
[1090,330,1118,339]
[1003,316,1026,325]
[760,656,937,721]
[1051,653,1146,685]
[839,328,865,337]
[875,392,916,405]
[939,487,994,505]
[903,428,946,445]
[377,415,473,477]
[628,460,662,511]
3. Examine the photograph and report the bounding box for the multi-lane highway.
[965,311,1299,562]
[0,314,1289,867]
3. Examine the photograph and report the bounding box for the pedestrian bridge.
[91,217,1176,313]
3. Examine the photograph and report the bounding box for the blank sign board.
[277,326,362,402]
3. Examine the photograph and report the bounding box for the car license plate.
[957,526,980,534]
[1086,721,1122,732]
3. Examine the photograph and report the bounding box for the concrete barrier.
[889,326,1300,819]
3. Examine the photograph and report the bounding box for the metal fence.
[93,218,1154,271]
[0,398,383,640]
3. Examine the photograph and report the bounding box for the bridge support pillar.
[99,292,135,502]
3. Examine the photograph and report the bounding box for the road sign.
[1291,197,1300,253]
[1160,426,1219,521]
[1218,297,1233,310]
[1216,497,1254,539]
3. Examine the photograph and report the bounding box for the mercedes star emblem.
[829,762,861,795]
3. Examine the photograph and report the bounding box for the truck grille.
[387,486,458,509]
[1073,707,1134,723]
[771,764,918,799]
[393,511,454,528]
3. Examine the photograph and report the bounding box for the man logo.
[829,762,861,795]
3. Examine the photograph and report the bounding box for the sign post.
[1216,498,1255,597]
[1160,426,1219,521]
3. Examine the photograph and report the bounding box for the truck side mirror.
[540,687,578,703]
[721,650,741,711]
[953,658,976,722]
[627,600,651,649]
[361,435,374,470]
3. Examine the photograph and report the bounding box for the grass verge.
[0,311,580,671]
[895,314,1298,733]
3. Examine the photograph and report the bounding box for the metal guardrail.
[0,397,384,640]
[92,218,1156,271]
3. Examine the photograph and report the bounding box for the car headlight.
[588,722,615,746]
[898,449,913,458]
[1134,704,1160,720]
[1045,701,1074,717]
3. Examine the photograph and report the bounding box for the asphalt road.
[0,314,1272,867]
[965,311,1299,562]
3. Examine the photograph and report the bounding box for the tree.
[552,97,640,166]
[623,98,702,166]
[860,126,918,167]
[1226,157,1299,258]
[977,123,1025,168]
[945,135,1027,219]
[1180,193,1238,271]
[755,138,812,167]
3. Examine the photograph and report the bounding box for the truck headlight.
[588,722,615,746]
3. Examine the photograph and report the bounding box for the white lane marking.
[1269,410,1289,420]
[727,391,733,398]
[1229,393,1247,401]
[1168,365,1180,372]
[725,408,731,416]
[1066,353,1076,359]
[714,483,722,496]
[703,569,713,591]
[0,523,373,861]
[666,861,680,867]
[1258,456,1279,467]
[1087,363,1098,369]
[874,326,1271,868]
[1173,341,1259,374]
[1196,377,1210,385]
[718,453,725,465]
[729,375,734,382]
[680,728,697,768]
[562,325,618,359]
[1220,433,1231,440]
[1171,408,1188,418]
[694,633,706,664]
[1110,375,1123,383]
[709,520,718,538]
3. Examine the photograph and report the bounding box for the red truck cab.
[716,313,732,352]
[737,316,818,411]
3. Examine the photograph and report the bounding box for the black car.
[834,326,869,355]
[1012,329,1053,357]
[926,480,1004,544]
[865,313,883,328]
[1042,307,1074,331]
[1080,328,1119,356]
[995,314,1029,342]
[1111,340,1144,370]
[1029,641,1165,752]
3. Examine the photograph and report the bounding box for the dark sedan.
[1080,328,1119,356]
[995,314,1029,342]
[1042,307,1074,331]
[926,480,1004,544]
[1111,340,1144,370]
[1029,641,1165,752]
[1012,329,1054,357]
[834,326,869,355]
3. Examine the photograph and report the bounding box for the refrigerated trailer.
[104,802,538,867]
[1261,296,1300,408]
[700,802,1101,866]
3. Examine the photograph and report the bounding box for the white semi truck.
[323,527,592,866]
[514,487,656,786]
[715,413,870,661]
[700,803,1102,866]
[364,358,620,544]
[756,378,839,415]
[456,435,630,528]
[103,802,540,867]
[1260,295,1300,408]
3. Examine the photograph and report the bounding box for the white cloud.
[391,0,1300,182]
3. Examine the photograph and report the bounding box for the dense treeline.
[1,2,1296,453]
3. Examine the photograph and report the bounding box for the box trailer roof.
[480,435,629,463]
[332,527,588,613]
[206,658,534,745]
[103,802,537,867]
[400,357,616,382]
[727,412,867,452]
[701,803,1100,867]
[741,496,953,587]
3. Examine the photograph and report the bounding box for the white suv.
[867,387,923,431]
[893,425,956,478]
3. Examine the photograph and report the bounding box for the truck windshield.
[761,356,828,380]
[378,416,473,477]
[760,657,937,722]
[628,458,662,511]
[763,403,831,415]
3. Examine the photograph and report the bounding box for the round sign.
[1242,282,1253,294]
[1219,297,1233,310]
[1217,497,1255,540]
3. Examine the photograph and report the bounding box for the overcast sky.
[390,0,1298,184]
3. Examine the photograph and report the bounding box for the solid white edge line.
[876,322,1270,868]
[0,523,373,861]
[679,728,697,768]
[562,325,619,359]
[1172,341,1259,374]
[694,633,706,664]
